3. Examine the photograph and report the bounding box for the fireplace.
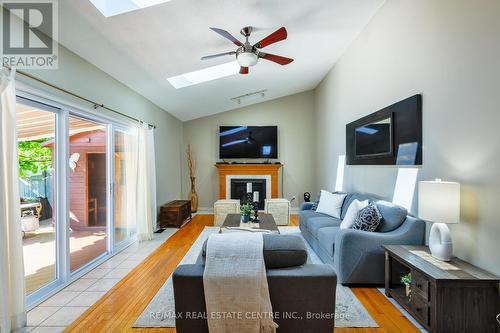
[230,179,267,210]
[215,163,282,204]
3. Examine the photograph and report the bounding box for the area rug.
[134,226,378,328]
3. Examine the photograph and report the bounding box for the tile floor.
[19,228,178,333]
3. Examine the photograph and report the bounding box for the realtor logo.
[1,0,58,69]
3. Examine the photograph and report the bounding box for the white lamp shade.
[418,180,460,224]
[237,52,258,67]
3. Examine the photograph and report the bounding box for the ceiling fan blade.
[239,66,249,74]
[201,51,236,60]
[259,52,294,65]
[209,27,244,47]
[254,27,287,49]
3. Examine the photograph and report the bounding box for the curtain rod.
[3,65,156,129]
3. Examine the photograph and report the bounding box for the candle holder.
[245,192,253,205]
[251,201,259,223]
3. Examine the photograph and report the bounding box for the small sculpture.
[304,192,311,202]
[251,201,259,223]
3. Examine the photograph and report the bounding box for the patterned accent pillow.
[352,202,383,232]
[311,201,319,210]
[311,196,320,210]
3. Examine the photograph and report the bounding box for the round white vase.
[429,222,453,261]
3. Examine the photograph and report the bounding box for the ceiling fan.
[201,26,294,74]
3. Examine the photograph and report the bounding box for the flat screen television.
[219,126,278,159]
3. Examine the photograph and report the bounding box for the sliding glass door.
[68,115,109,273]
[16,93,139,306]
[113,129,137,246]
[16,99,58,295]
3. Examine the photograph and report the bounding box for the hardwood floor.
[66,214,420,333]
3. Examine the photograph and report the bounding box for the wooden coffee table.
[221,213,280,234]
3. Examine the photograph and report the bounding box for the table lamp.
[418,179,460,261]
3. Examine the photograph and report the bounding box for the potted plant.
[240,203,252,222]
[400,273,412,297]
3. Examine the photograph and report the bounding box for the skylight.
[89,0,172,17]
[167,62,240,89]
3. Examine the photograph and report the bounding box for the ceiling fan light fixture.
[237,52,258,67]
[202,26,293,74]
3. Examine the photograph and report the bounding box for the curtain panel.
[136,124,157,241]
[0,68,26,332]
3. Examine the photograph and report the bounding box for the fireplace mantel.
[215,163,282,200]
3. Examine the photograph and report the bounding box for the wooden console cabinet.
[159,200,191,228]
[384,245,499,333]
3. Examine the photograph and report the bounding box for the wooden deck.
[65,214,420,333]
[24,225,107,294]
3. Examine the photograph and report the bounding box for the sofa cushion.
[201,234,307,269]
[300,209,331,222]
[315,190,347,218]
[317,227,340,258]
[306,217,341,237]
[299,210,332,233]
[341,193,378,219]
[375,200,408,232]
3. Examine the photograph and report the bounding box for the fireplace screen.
[230,179,266,210]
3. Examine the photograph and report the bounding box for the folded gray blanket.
[203,232,278,333]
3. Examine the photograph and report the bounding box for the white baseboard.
[194,206,300,215]
[194,207,214,214]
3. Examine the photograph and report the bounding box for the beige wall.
[182,91,316,209]
[13,31,183,208]
[315,0,500,275]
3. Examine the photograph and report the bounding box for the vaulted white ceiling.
[58,0,384,121]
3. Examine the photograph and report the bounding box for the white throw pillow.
[340,199,369,230]
[315,190,346,219]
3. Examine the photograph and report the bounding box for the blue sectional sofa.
[299,192,426,284]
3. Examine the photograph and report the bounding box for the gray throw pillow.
[352,202,382,232]
[201,234,308,268]
[375,200,408,232]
